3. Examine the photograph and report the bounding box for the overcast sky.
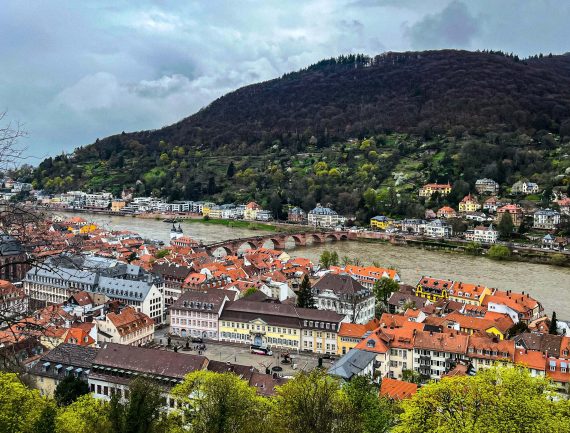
[3,0,570,162]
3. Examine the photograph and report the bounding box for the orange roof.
[413,330,469,354]
[106,307,154,335]
[460,194,477,203]
[354,330,390,354]
[423,183,451,189]
[497,204,523,214]
[338,318,379,339]
[380,378,417,401]
[467,335,515,361]
[483,290,540,316]
[332,264,399,281]
[514,349,546,371]
[63,327,95,346]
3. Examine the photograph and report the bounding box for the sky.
[2,0,570,163]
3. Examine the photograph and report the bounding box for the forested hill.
[32,50,570,221]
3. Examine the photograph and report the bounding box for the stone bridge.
[204,230,356,256]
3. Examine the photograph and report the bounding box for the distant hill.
[32,50,570,222]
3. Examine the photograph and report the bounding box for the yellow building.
[370,216,394,230]
[416,277,491,306]
[208,206,223,219]
[418,183,452,198]
[414,276,451,302]
[111,200,126,212]
[243,202,261,221]
[219,300,344,355]
[459,194,481,213]
[201,202,214,217]
[27,343,98,398]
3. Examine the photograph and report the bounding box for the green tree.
[226,161,236,178]
[243,287,258,298]
[296,274,315,309]
[549,311,558,335]
[330,251,339,267]
[373,277,400,312]
[172,370,268,433]
[319,250,332,269]
[487,244,511,261]
[498,212,514,239]
[124,379,163,433]
[396,366,562,433]
[55,394,113,433]
[270,370,356,433]
[343,376,394,433]
[32,404,57,433]
[0,372,49,433]
[54,374,90,406]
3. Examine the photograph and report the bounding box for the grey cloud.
[1,0,569,160]
[405,1,479,50]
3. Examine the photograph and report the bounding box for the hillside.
[31,50,570,221]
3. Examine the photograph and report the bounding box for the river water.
[64,213,570,317]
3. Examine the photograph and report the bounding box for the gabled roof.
[328,348,377,380]
[380,378,418,401]
[313,273,368,296]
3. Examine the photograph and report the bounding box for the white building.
[96,306,154,346]
[475,178,499,195]
[85,192,113,210]
[533,209,561,230]
[401,219,427,235]
[308,204,346,228]
[425,220,453,238]
[312,273,375,324]
[464,225,498,244]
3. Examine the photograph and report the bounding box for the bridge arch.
[237,240,259,253]
[210,245,234,257]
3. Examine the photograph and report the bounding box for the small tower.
[170,224,177,240]
[176,224,184,239]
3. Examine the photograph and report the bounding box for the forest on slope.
[30,50,570,221]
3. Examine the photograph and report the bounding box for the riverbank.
[184,218,278,232]
[354,234,570,268]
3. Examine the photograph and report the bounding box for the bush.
[550,253,568,267]
[487,244,511,260]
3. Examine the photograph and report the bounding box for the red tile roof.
[380,378,418,400]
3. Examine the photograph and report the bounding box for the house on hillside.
[419,183,452,198]
[533,209,560,230]
[475,178,499,195]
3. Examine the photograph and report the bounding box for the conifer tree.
[296,274,315,309]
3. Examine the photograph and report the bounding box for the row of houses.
[418,179,540,199]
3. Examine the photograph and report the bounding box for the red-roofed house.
[380,377,418,401]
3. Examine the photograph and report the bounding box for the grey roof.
[0,234,24,256]
[313,273,369,296]
[328,349,376,380]
[96,276,153,301]
[39,343,99,368]
[171,289,228,312]
[534,208,560,216]
[25,266,98,287]
[309,205,338,216]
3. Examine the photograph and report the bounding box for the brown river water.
[65,214,570,318]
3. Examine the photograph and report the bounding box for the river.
[62,213,570,317]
